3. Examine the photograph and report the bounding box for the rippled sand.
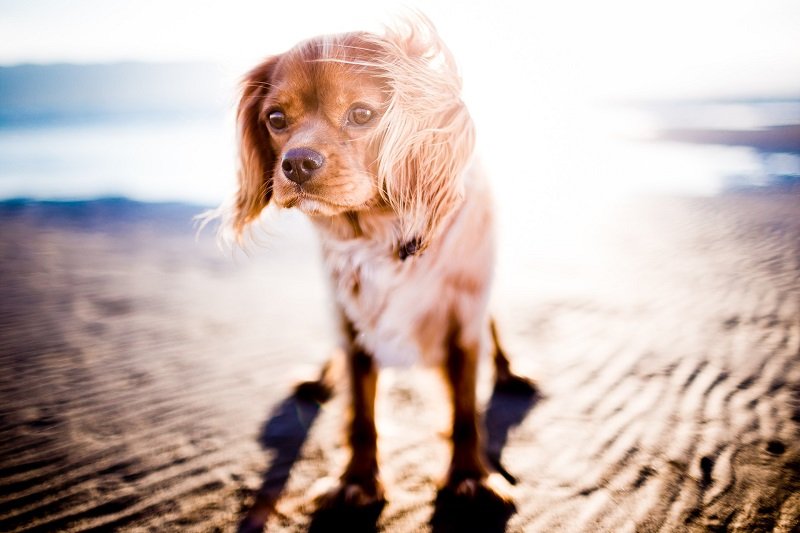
[0,191,798,532]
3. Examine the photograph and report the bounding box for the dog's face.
[258,37,388,217]
[232,24,476,255]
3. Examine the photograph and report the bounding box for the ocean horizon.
[0,62,798,206]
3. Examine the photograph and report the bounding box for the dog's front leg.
[342,346,383,501]
[320,329,385,508]
[442,324,513,505]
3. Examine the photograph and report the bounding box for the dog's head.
[232,17,475,257]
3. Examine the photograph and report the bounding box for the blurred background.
[1,0,798,204]
[1,1,799,531]
[1,0,798,282]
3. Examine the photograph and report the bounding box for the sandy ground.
[0,191,799,532]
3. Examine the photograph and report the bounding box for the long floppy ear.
[365,16,476,257]
[232,57,280,238]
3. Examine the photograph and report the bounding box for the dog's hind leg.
[294,348,345,403]
[491,319,536,395]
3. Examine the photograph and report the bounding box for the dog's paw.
[310,477,386,532]
[494,373,537,396]
[294,379,334,403]
[317,478,385,509]
[440,472,515,508]
[433,472,516,530]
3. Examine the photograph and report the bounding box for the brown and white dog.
[221,16,533,508]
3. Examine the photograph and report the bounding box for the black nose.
[281,147,324,185]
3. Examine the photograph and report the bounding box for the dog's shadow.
[239,382,539,533]
[484,382,541,485]
[237,392,323,533]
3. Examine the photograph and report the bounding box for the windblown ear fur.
[365,16,476,254]
[232,57,279,239]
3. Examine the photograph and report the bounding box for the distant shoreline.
[0,196,212,209]
[657,124,800,155]
[0,197,214,234]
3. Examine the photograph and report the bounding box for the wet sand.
[0,191,798,532]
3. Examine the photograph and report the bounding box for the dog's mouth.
[295,196,345,216]
[274,173,377,216]
[278,189,354,216]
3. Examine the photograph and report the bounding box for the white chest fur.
[316,175,496,368]
[321,238,432,366]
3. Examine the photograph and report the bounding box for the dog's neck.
[310,208,419,260]
[309,208,379,237]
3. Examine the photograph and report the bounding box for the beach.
[0,190,798,532]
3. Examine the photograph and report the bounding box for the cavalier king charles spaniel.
[219,15,534,510]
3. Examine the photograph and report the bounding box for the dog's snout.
[281,147,324,185]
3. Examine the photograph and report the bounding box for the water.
[0,101,796,206]
[0,114,235,205]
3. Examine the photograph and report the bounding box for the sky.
[1,0,799,102]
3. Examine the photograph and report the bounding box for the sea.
[0,63,797,207]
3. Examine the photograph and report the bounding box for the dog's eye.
[267,110,287,130]
[347,107,374,126]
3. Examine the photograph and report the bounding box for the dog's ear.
[367,17,476,257]
[232,56,279,238]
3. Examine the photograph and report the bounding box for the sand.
[0,191,798,532]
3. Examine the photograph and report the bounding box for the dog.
[220,15,534,509]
